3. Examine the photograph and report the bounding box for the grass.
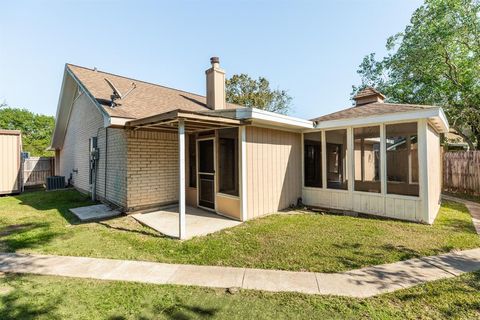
[0,272,479,319]
[444,191,480,204]
[0,189,479,272]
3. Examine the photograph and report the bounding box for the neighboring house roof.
[67,64,241,120]
[311,102,435,122]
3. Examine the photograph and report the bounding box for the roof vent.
[353,87,385,106]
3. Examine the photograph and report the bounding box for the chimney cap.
[353,87,385,106]
[210,56,220,64]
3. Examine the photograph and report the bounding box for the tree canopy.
[226,74,292,114]
[353,0,480,149]
[0,107,55,156]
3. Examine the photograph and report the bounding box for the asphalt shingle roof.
[67,64,240,119]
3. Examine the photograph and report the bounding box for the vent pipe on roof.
[205,57,226,110]
[353,87,385,106]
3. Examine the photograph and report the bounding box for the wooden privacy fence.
[23,157,54,187]
[443,151,480,195]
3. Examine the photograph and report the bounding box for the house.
[50,58,448,239]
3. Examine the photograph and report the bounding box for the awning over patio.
[125,109,245,132]
[125,109,245,239]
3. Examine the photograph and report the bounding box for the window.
[218,128,239,196]
[386,122,419,196]
[304,132,322,187]
[326,129,348,190]
[188,134,196,188]
[354,126,381,193]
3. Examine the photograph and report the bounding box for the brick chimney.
[353,87,385,106]
[206,57,226,110]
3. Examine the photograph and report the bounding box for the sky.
[0,0,423,120]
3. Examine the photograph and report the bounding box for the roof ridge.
[66,63,212,101]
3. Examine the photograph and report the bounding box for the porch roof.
[125,109,246,133]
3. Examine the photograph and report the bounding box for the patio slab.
[69,204,121,222]
[132,206,241,239]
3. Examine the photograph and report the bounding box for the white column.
[240,126,248,221]
[380,124,387,195]
[347,127,354,193]
[178,119,186,239]
[321,130,327,189]
[418,119,430,223]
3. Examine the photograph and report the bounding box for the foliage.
[226,74,292,114]
[0,107,55,156]
[353,0,480,149]
[0,190,479,273]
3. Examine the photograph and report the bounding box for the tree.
[226,74,292,114]
[353,0,480,149]
[0,107,55,156]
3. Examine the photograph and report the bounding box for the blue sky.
[0,0,422,119]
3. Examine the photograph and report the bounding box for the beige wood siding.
[246,126,302,219]
[427,125,441,223]
[126,129,179,211]
[0,130,22,194]
[216,194,241,219]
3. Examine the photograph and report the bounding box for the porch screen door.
[198,139,215,209]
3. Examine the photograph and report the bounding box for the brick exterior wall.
[59,92,128,208]
[59,93,105,193]
[59,91,180,212]
[126,130,179,211]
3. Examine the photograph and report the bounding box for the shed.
[0,130,22,195]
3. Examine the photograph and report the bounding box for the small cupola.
[205,57,226,110]
[353,87,385,106]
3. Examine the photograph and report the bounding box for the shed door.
[197,139,215,209]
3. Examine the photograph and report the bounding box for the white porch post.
[418,119,430,223]
[240,126,248,221]
[380,124,386,195]
[178,119,186,239]
[321,130,327,189]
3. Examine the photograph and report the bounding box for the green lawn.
[0,189,479,272]
[0,272,479,319]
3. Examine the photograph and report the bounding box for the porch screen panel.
[386,122,419,196]
[326,129,348,190]
[354,126,380,193]
[218,128,239,196]
[304,132,322,187]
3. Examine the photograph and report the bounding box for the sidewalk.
[1,248,479,298]
[442,194,480,234]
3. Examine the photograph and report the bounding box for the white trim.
[235,108,313,129]
[217,192,240,200]
[418,119,429,222]
[240,126,247,221]
[109,117,133,126]
[321,130,327,189]
[178,119,186,240]
[380,124,386,195]
[313,108,448,132]
[347,127,354,208]
[301,132,305,188]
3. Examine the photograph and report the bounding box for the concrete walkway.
[442,194,480,234]
[0,248,479,297]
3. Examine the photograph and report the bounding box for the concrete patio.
[132,206,241,239]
